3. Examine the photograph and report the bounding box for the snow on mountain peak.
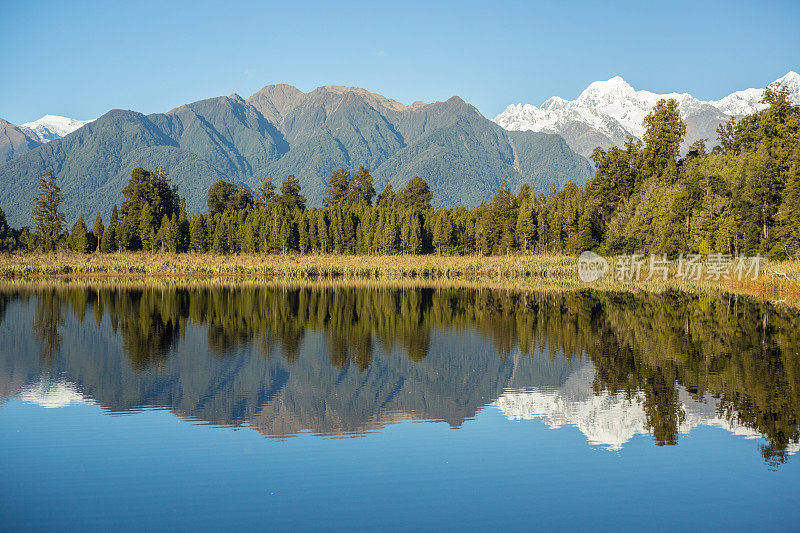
[577,76,636,105]
[493,72,800,157]
[20,114,94,143]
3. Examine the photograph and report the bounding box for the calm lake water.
[1,285,799,531]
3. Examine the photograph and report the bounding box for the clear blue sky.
[1,0,798,125]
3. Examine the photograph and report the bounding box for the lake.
[1,284,799,531]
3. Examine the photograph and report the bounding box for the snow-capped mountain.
[20,114,93,143]
[494,72,800,158]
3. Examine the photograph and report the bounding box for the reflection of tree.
[32,290,64,365]
[585,291,799,458]
[116,290,185,370]
[10,284,800,464]
[0,293,11,329]
[641,368,685,446]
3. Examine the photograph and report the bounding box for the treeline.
[3,82,799,257]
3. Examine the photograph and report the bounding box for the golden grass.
[0,252,798,304]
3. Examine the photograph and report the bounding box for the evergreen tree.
[376,182,395,207]
[317,211,330,253]
[178,199,190,252]
[347,166,376,206]
[515,197,537,253]
[297,212,310,253]
[0,205,15,252]
[68,215,89,253]
[116,216,132,252]
[101,205,118,253]
[189,214,209,253]
[278,175,306,211]
[33,172,66,252]
[397,176,432,211]
[256,176,276,206]
[432,208,453,254]
[211,214,229,254]
[158,215,180,253]
[139,202,156,252]
[490,180,518,254]
[777,144,800,254]
[91,213,104,253]
[324,169,350,207]
[382,210,399,253]
[121,167,179,248]
[207,179,252,215]
[643,99,686,176]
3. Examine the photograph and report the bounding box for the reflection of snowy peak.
[494,72,800,158]
[495,364,650,450]
[20,378,87,408]
[493,362,799,452]
[20,114,93,143]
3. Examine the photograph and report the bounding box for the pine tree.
[278,175,306,211]
[178,199,190,252]
[347,166,376,206]
[101,205,118,253]
[515,198,536,253]
[324,169,350,207]
[777,144,800,254]
[432,209,453,254]
[397,177,432,211]
[116,215,132,251]
[241,214,257,253]
[376,182,395,207]
[211,214,229,254]
[643,99,686,177]
[298,212,310,253]
[121,167,179,243]
[159,214,179,253]
[0,205,15,252]
[317,211,330,253]
[189,214,209,253]
[33,172,66,252]
[256,176,276,206]
[91,213,104,253]
[68,215,89,253]
[139,202,156,252]
[490,180,518,254]
[569,212,596,253]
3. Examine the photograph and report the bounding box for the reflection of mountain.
[494,363,799,452]
[0,286,798,464]
[0,294,577,437]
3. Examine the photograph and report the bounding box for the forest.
[2,83,798,258]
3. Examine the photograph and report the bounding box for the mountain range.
[494,71,800,158]
[0,86,592,227]
[3,72,798,227]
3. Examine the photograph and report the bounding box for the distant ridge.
[0,85,592,226]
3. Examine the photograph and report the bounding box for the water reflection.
[0,285,798,465]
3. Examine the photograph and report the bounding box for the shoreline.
[0,252,798,305]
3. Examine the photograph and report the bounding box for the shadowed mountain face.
[0,118,42,165]
[0,286,798,465]
[0,85,593,226]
